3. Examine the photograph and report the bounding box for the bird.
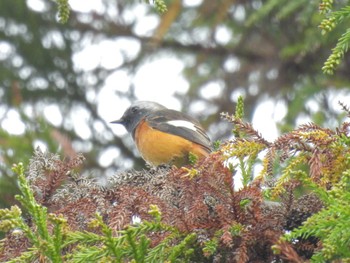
[111,101,212,167]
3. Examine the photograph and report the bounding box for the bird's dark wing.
[146,109,212,151]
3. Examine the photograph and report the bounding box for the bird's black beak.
[110,117,125,125]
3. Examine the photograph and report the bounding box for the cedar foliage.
[1,101,350,262]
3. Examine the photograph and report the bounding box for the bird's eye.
[131,106,139,113]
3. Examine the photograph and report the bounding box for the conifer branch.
[319,3,350,74]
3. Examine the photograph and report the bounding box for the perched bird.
[111,101,211,167]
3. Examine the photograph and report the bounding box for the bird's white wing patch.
[166,120,197,131]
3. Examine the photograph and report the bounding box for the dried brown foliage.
[0,232,30,260]
[2,155,319,262]
[0,149,293,262]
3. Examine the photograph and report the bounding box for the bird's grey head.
[111,101,166,133]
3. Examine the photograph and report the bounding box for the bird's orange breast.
[134,120,209,166]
